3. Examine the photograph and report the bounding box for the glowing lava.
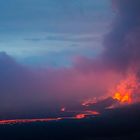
[0,118,62,125]
[112,73,139,104]
[113,93,131,103]
[75,114,86,119]
[75,111,100,119]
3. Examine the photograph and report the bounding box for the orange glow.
[75,110,100,119]
[0,110,100,124]
[112,73,139,104]
[0,118,62,125]
[86,111,100,115]
[75,114,86,119]
[113,92,131,103]
[113,93,121,101]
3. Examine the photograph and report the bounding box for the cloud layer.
[0,52,120,119]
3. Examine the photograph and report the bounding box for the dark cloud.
[0,52,37,111]
[102,0,140,72]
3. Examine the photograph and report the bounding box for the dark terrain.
[0,104,140,140]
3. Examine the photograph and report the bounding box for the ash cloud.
[103,0,140,72]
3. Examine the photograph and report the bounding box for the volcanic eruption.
[112,73,140,104]
[105,0,140,106]
[1,0,140,126]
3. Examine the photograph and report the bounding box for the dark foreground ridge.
[0,104,140,140]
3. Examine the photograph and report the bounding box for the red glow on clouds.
[82,98,97,107]
[2,72,139,124]
[111,73,140,104]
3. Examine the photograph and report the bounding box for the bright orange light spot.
[114,93,121,101]
[121,95,131,102]
[75,114,86,119]
[111,73,139,104]
[113,92,131,103]
[88,111,100,115]
[75,111,100,119]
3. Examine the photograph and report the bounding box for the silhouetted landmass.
[0,103,140,140]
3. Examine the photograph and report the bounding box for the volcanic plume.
[74,0,140,108]
[101,0,140,105]
[103,0,140,72]
[73,0,140,109]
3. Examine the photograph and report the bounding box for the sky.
[0,0,113,68]
[1,5,140,140]
[3,0,140,119]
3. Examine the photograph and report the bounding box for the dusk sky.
[1,1,140,140]
[0,0,113,67]
[1,0,140,120]
[0,0,117,118]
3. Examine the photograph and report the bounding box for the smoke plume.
[103,0,140,72]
